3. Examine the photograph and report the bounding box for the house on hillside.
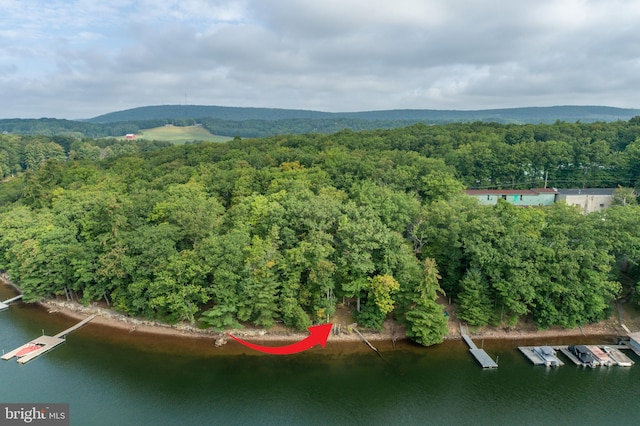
[556,188,615,214]
[125,134,137,140]
[465,188,557,207]
[466,187,617,213]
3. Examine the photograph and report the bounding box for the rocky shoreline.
[1,275,626,345]
[40,299,406,344]
[39,298,624,346]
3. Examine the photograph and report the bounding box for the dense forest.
[2,119,640,346]
[0,116,424,139]
[0,134,171,180]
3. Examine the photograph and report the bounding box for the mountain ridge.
[3,105,640,139]
[87,104,640,124]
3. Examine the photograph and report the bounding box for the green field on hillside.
[125,125,232,144]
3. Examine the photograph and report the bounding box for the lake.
[1,286,639,425]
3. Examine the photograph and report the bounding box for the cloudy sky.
[2,0,640,119]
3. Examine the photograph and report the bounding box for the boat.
[568,345,597,368]
[587,345,614,366]
[15,343,43,358]
[603,346,634,367]
[532,346,561,367]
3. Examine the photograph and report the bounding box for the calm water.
[1,286,639,426]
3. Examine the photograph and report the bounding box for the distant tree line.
[4,113,640,143]
[0,116,433,139]
[0,133,170,180]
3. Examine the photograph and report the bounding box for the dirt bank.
[39,298,629,345]
[3,274,631,345]
[40,299,406,344]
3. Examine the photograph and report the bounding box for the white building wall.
[560,194,613,214]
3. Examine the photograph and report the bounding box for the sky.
[2,0,640,119]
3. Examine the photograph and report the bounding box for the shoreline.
[1,276,627,345]
[39,298,625,345]
[40,299,406,343]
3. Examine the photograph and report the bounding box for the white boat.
[603,346,634,367]
[533,346,561,367]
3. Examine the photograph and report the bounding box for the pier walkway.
[460,325,498,369]
[53,314,96,338]
[2,314,95,364]
[0,294,23,311]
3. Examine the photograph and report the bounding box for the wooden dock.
[0,294,23,311]
[2,314,95,364]
[619,341,640,358]
[2,335,66,364]
[460,325,498,369]
[52,314,96,338]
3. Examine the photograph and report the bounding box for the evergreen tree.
[403,259,448,346]
[457,269,493,326]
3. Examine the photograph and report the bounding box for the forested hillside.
[88,104,640,124]
[2,119,640,346]
[0,116,421,139]
[4,105,640,140]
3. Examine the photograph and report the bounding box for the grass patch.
[124,125,232,144]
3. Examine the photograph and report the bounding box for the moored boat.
[15,343,43,358]
[586,345,614,366]
[533,346,561,367]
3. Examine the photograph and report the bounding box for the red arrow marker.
[228,323,333,355]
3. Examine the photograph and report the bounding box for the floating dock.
[604,346,634,367]
[518,344,634,367]
[621,332,640,357]
[2,335,66,364]
[0,294,23,311]
[460,325,498,369]
[553,345,634,368]
[519,346,564,366]
[2,314,95,364]
[556,346,589,366]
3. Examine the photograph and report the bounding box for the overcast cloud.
[2,0,640,119]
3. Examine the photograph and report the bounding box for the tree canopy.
[2,118,639,346]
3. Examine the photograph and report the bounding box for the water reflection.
[2,285,640,425]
